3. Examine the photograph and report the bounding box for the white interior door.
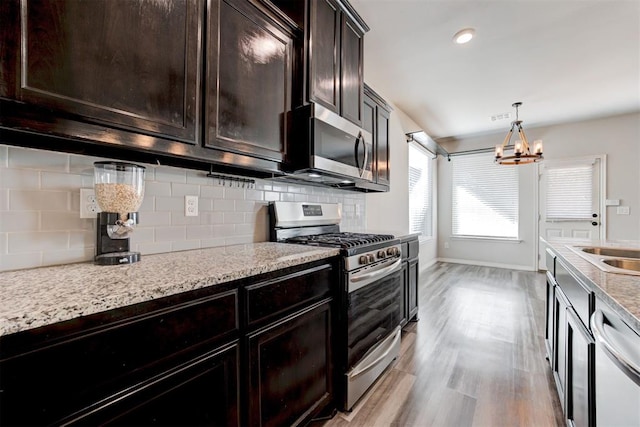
[538,155,605,269]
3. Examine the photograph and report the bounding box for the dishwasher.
[590,303,640,426]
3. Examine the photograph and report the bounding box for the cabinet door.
[553,287,570,412]
[407,259,419,321]
[375,106,390,186]
[340,15,364,126]
[206,0,295,162]
[566,308,594,427]
[247,299,333,427]
[5,0,201,144]
[545,273,556,362]
[62,343,240,426]
[363,95,376,136]
[308,0,341,114]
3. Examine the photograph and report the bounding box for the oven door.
[346,258,403,368]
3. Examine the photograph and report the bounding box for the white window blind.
[452,154,518,239]
[546,164,593,220]
[408,144,433,238]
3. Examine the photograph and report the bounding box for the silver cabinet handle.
[349,328,401,378]
[361,139,369,179]
[591,310,640,382]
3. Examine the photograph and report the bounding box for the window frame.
[408,142,434,241]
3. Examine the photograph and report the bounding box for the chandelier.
[494,102,543,165]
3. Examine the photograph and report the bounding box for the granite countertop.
[542,238,640,332]
[0,243,340,337]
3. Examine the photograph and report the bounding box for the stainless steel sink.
[602,258,640,272]
[581,247,640,259]
[567,245,640,276]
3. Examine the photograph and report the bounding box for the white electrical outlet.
[80,188,102,218]
[185,195,199,217]
[617,206,630,215]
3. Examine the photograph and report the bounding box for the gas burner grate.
[286,232,395,249]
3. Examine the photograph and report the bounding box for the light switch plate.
[617,206,630,215]
[80,188,102,218]
[605,199,620,206]
[185,195,199,217]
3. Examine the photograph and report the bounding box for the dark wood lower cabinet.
[553,286,569,412]
[566,308,594,427]
[0,260,337,427]
[545,272,556,361]
[407,259,419,321]
[247,299,333,427]
[61,343,240,426]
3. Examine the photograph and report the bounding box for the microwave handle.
[354,132,368,178]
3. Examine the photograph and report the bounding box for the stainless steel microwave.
[283,103,374,187]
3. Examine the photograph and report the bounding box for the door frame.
[535,154,607,270]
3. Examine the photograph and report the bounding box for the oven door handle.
[349,258,402,293]
[349,327,402,378]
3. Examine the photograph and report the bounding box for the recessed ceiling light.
[453,28,475,44]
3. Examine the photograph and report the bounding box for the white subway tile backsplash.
[223,187,245,200]
[200,185,224,199]
[0,189,8,211]
[0,146,8,167]
[8,231,70,253]
[0,212,39,232]
[171,183,199,197]
[8,146,68,172]
[155,166,186,183]
[139,211,171,227]
[0,144,366,271]
[213,199,235,212]
[41,212,92,231]
[155,226,186,242]
[1,168,40,189]
[145,181,172,197]
[43,248,93,266]
[171,240,201,252]
[68,230,94,249]
[155,196,184,212]
[1,252,43,271]
[41,171,83,190]
[223,212,245,224]
[9,190,70,212]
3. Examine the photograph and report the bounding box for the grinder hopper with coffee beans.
[93,162,145,265]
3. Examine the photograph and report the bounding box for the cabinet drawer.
[546,248,556,276]
[245,263,333,328]
[0,289,238,425]
[407,238,419,260]
[556,260,593,328]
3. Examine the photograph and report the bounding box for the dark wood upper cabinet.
[340,16,364,125]
[4,0,202,144]
[364,84,392,189]
[308,0,341,113]
[205,0,298,162]
[308,0,366,126]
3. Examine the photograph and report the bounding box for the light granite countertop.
[542,238,640,332]
[0,243,339,337]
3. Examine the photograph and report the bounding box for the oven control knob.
[367,254,375,264]
[387,247,398,256]
[377,250,386,259]
[359,255,369,265]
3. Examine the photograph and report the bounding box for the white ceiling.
[350,0,640,140]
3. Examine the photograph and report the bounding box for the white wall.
[437,112,640,269]
[0,145,366,272]
[365,92,438,270]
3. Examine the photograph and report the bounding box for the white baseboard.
[420,258,438,272]
[436,257,536,272]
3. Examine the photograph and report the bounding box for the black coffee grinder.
[93,162,146,265]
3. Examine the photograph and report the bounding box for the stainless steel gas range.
[269,202,403,411]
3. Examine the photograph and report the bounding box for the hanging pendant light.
[495,102,543,165]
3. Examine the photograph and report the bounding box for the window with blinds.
[408,144,433,238]
[452,154,519,239]
[545,164,593,220]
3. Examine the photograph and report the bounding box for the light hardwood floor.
[322,262,564,427]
